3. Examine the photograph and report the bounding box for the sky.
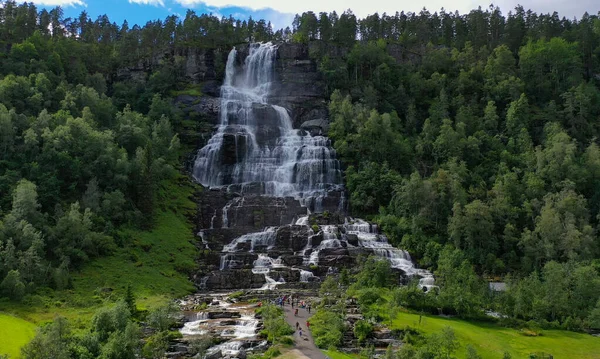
[24,0,600,31]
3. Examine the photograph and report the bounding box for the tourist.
[294,308,298,317]
[306,320,310,328]
[296,321,300,330]
[299,327,303,337]
[307,303,311,313]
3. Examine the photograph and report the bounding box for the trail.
[282,302,327,359]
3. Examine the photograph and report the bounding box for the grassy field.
[0,174,200,355]
[393,311,600,359]
[0,314,36,358]
[322,350,357,359]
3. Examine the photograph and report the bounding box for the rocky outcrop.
[301,118,329,136]
[271,43,328,128]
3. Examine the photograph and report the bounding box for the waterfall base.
[194,189,433,292]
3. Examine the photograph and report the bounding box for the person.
[306,320,310,328]
[296,321,300,330]
[307,303,311,313]
[294,308,298,317]
[291,300,294,309]
[299,327,303,337]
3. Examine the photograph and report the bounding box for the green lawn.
[0,314,36,358]
[393,311,600,359]
[322,350,357,359]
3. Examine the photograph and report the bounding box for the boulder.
[301,118,329,136]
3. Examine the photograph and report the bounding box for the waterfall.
[197,230,209,249]
[222,227,277,253]
[192,42,343,209]
[191,42,435,293]
[222,202,232,228]
[300,269,317,282]
[295,215,309,226]
[344,218,435,287]
[210,210,217,229]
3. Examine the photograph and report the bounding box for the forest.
[1,0,600,357]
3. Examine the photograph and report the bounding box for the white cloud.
[28,0,86,6]
[173,0,597,19]
[129,0,165,6]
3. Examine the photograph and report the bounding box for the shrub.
[310,309,345,348]
[354,320,374,343]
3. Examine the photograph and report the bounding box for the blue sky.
[26,0,600,31]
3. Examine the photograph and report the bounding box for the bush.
[354,320,374,343]
[142,331,169,359]
[229,291,245,300]
[310,309,345,348]
[279,336,294,345]
[521,321,543,337]
[147,302,179,331]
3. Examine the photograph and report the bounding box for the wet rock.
[345,233,359,247]
[275,225,310,251]
[301,118,329,136]
[205,350,222,359]
[207,311,242,319]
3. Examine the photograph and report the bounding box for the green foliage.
[147,302,179,332]
[259,304,293,344]
[353,256,394,289]
[353,320,373,343]
[187,335,213,358]
[124,284,136,315]
[142,331,169,359]
[21,317,71,359]
[21,302,140,359]
[310,309,345,348]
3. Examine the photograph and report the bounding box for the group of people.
[295,320,310,337]
[273,294,312,314]
[271,294,313,339]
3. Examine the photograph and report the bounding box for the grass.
[0,314,36,358]
[393,310,600,359]
[322,350,357,359]
[0,173,200,354]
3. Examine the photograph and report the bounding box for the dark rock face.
[271,43,328,129]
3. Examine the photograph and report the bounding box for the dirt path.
[282,303,327,359]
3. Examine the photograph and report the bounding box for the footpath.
[282,302,327,359]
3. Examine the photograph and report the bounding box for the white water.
[295,215,309,226]
[253,254,285,290]
[344,218,435,290]
[210,210,217,229]
[222,227,277,253]
[300,269,317,282]
[222,202,232,228]
[192,42,343,209]
[197,230,210,249]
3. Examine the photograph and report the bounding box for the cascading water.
[344,218,435,290]
[192,42,434,291]
[193,42,343,210]
[222,227,277,253]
